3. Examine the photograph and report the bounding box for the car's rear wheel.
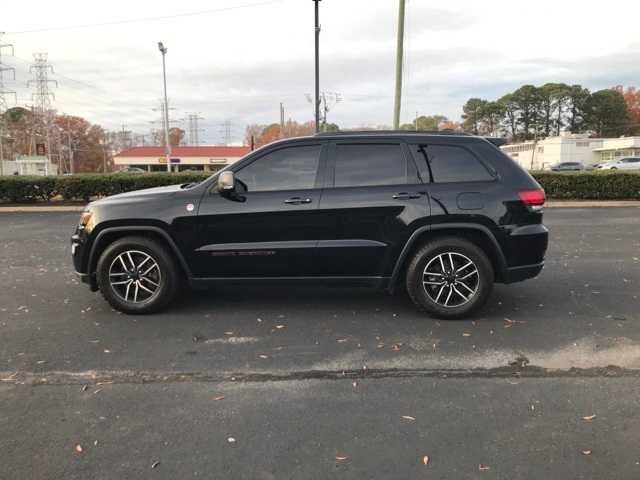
[406,237,494,319]
[96,236,179,314]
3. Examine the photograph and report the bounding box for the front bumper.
[71,232,99,291]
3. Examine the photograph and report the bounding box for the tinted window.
[411,144,494,183]
[334,144,410,187]
[236,145,321,192]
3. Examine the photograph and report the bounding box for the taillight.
[518,189,546,211]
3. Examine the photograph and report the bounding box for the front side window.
[333,143,412,187]
[411,144,494,183]
[236,145,322,192]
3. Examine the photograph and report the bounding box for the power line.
[8,0,285,35]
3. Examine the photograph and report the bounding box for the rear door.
[193,142,327,278]
[315,140,430,277]
[406,141,499,226]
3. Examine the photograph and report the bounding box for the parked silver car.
[550,162,584,172]
[596,157,640,171]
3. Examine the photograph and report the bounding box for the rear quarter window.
[410,144,495,183]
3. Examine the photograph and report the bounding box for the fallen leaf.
[392,344,401,351]
[582,449,592,456]
[401,415,416,421]
[213,395,225,401]
[582,414,596,421]
[478,464,490,471]
[422,455,430,466]
[151,461,160,469]
[81,385,88,392]
[75,444,83,453]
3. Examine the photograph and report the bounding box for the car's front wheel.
[406,237,494,319]
[96,236,179,314]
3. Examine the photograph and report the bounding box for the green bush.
[1,171,639,203]
[0,175,58,202]
[0,173,209,203]
[531,171,640,200]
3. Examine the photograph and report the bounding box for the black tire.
[96,236,179,314]
[405,237,494,320]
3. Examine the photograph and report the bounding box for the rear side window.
[411,144,494,183]
[334,143,412,187]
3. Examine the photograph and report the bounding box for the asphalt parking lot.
[1,208,639,479]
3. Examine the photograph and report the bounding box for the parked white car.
[596,157,640,171]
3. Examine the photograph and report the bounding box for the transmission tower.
[151,101,178,146]
[0,33,17,175]
[27,53,57,160]
[306,91,341,132]
[219,119,233,145]
[187,113,204,145]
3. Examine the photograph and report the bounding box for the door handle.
[392,192,422,200]
[284,197,312,205]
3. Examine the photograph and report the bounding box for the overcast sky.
[2,0,639,144]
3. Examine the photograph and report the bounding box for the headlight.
[79,210,95,232]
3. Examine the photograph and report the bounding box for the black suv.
[71,132,548,319]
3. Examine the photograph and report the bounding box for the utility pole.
[158,42,171,172]
[393,0,406,130]
[313,0,321,133]
[0,33,17,176]
[27,53,57,168]
[67,116,74,174]
[280,102,285,138]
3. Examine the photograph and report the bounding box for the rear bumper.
[503,262,544,284]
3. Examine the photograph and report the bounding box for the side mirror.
[218,171,235,193]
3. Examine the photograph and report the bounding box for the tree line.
[460,84,639,140]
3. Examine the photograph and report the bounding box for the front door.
[192,142,327,278]
[315,141,430,277]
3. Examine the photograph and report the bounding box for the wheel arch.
[88,226,191,286]
[389,223,508,291]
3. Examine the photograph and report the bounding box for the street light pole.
[158,42,172,173]
[313,0,321,133]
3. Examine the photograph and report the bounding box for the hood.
[91,183,186,206]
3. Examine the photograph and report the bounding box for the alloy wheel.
[108,250,162,304]
[422,252,479,308]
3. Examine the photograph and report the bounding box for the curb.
[546,201,640,208]
[0,206,85,212]
[1,201,639,213]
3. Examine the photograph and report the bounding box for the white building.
[500,134,640,170]
[113,146,251,172]
[14,155,58,176]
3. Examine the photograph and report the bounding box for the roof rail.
[313,129,508,147]
[314,129,471,137]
